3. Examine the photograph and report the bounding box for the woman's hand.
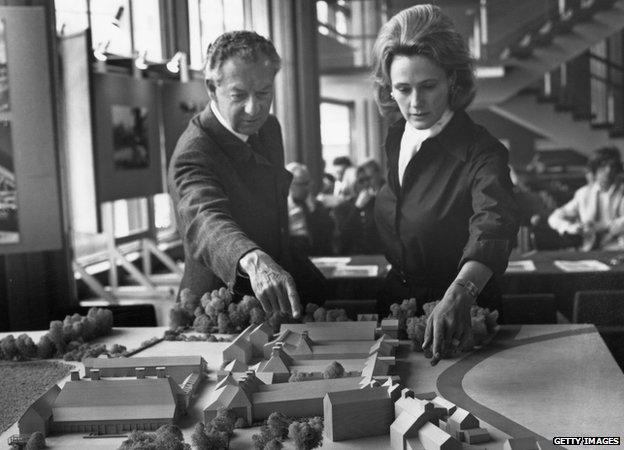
[422,283,474,365]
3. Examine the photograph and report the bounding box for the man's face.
[363,166,383,190]
[209,56,275,135]
[595,162,618,191]
[333,164,348,182]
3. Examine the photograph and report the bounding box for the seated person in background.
[286,162,335,256]
[331,155,353,196]
[510,166,560,250]
[333,165,383,255]
[318,157,354,209]
[319,172,335,196]
[548,146,624,251]
[359,159,386,194]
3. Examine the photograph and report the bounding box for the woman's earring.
[389,92,395,100]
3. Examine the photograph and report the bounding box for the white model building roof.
[21,384,61,422]
[53,378,177,422]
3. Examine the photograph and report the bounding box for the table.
[1,324,623,449]
[317,251,624,321]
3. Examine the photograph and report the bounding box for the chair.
[501,293,557,324]
[573,290,624,373]
[572,290,624,326]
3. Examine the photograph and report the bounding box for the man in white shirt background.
[548,146,624,251]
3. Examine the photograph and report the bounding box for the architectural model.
[17,356,207,438]
[212,319,493,449]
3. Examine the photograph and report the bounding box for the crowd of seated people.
[286,156,385,256]
[512,146,624,252]
[288,147,624,257]
[548,146,624,251]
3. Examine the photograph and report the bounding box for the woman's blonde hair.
[371,4,476,119]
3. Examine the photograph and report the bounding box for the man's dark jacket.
[169,106,300,297]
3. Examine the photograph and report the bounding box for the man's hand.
[354,188,375,209]
[422,283,473,365]
[566,222,584,235]
[238,250,301,318]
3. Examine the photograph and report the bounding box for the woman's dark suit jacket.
[168,106,294,298]
[374,110,519,310]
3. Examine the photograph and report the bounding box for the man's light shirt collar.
[210,101,249,142]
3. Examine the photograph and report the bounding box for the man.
[168,31,307,317]
[331,155,353,196]
[286,162,334,256]
[548,146,624,251]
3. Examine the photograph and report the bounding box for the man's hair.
[286,162,311,180]
[371,4,476,119]
[332,156,353,167]
[360,159,382,174]
[204,31,281,88]
[588,146,623,174]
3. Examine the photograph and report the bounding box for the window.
[188,0,246,70]
[90,0,133,57]
[55,0,89,35]
[131,0,163,61]
[320,101,353,167]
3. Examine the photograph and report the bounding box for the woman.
[371,5,519,364]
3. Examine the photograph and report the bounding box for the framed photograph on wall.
[111,104,150,170]
[91,73,163,204]
[0,120,17,243]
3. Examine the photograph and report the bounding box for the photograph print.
[111,104,150,170]
[0,19,10,112]
[0,120,18,243]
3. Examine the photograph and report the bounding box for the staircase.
[490,91,624,152]
[474,0,624,108]
[473,0,624,157]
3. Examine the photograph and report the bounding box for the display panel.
[92,73,163,203]
[0,120,17,243]
[161,79,208,166]
[0,19,9,112]
[0,7,63,254]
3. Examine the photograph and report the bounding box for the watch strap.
[454,278,479,298]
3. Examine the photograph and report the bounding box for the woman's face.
[390,54,450,130]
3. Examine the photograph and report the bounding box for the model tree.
[118,426,191,450]
[263,439,283,450]
[322,361,345,379]
[25,431,46,450]
[191,422,228,450]
[210,408,236,438]
[288,417,323,450]
[0,308,116,362]
[266,412,292,440]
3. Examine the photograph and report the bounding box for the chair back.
[501,293,557,324]
[572,290,624,326]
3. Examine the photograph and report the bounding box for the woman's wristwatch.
[453,278,479,299]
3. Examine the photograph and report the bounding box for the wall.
[468,108,542,168]
[320,72,386,168]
